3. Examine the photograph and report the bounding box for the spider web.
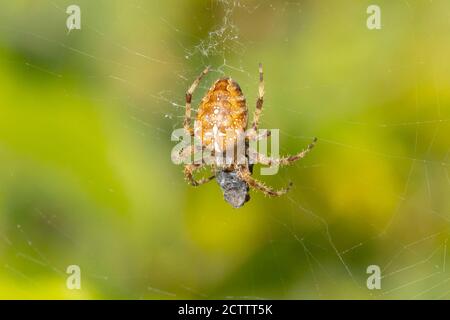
[0,0,449,299]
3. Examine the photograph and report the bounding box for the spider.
[180,63,317,208]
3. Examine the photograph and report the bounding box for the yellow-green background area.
[0,0,449,299]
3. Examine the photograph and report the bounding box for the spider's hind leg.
[251,63,265,132]
[184,66,210,136]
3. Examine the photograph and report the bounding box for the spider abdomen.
[194,78,248,152]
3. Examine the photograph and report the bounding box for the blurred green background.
[0,0,449,299]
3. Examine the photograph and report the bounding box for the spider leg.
[237,166,291,197]
[250,137,317,167]
[175,144,193,164]
[184,66,210,136]
[251,63,265,132]
[247,129,271,141]
[184,163,215,186]
[176,143,205,164]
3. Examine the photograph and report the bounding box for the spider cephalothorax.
[179,64,316,208]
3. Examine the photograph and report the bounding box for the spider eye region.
[216,170,250,208]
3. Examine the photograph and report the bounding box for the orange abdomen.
[194,78,248,152]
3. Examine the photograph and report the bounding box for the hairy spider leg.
[184,66,210,136]
[237,165,291,197]
[184,163,215,186]
[250,137,317,167]
[251,63,265,132]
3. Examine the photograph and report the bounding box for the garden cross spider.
[181,63,317,208]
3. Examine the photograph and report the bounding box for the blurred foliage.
[0,0,449,299]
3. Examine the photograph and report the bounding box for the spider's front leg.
[237,165,291,197]
[184,163,215,186]
[184,66,210,136]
